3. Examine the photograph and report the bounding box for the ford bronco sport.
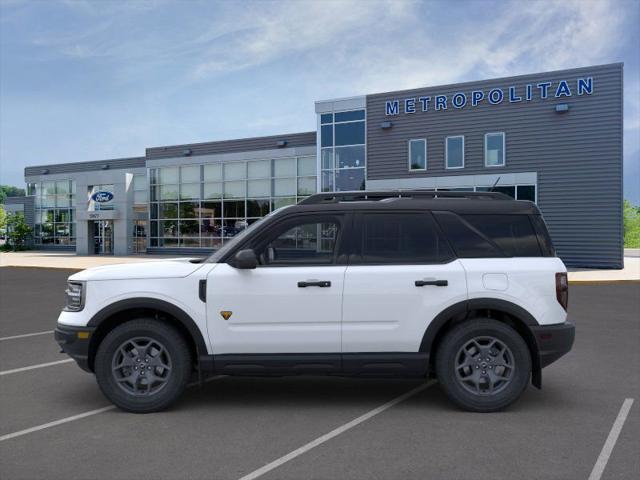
[55,190,574,413]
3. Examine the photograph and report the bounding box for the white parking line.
[0,359,74,376]
[0,330,54,341]
[0,406,116,442]
[588,398,635,480]
[0,375,225,442]
[238,380,437,480]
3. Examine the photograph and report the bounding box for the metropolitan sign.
[384,77,594,116]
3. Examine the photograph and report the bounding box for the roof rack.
[298,189,512,205]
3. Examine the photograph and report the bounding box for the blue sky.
[1,0,639,202]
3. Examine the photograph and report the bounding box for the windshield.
[205,206,292,263]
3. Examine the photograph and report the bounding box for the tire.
[94,319,192,413]
[435,318,531,412]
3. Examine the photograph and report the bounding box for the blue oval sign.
[91,191,114,203]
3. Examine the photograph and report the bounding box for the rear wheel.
[435,318,531,412]
[95,319,192,413]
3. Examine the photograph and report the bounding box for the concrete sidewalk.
[0,251,186,270]
[567,256,640,283]
[1,250,639,283]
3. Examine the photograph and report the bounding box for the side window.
[461,214,541,257]
[359,213,454,264]
[258,217,340,266]
[433,211,503,258]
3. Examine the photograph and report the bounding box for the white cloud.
[189,0,416,80]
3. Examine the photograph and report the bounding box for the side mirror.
[232,249,258,269]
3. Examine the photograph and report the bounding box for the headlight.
[64,281,85,312]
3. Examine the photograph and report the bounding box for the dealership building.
[11,63,623,268]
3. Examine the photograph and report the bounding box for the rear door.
[341,211,467,353]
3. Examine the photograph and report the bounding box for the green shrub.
[623,200,640,248]
[5,212,32,251]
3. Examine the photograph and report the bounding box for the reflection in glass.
[335,169,365,191]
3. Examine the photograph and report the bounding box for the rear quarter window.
[462,214,542,257]
[530,214,556,257]
[433,211,542,258]
[433,211,503,258]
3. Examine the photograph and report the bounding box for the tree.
[0,185,26,204]
[0,205,6,232]
[623,199,640,248]
[5,212,32,250]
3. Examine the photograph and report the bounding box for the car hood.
[68,258,206,281]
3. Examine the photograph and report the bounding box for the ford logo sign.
[91,191,114,203]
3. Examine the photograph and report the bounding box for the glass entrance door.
[93,220,114,255]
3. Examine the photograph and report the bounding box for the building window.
[475,184,536,201]
[32,180,76,246]
[516,184,536,202]
[485,132,505,167]
[133,174,147,204]
[320,109,366,192]
[446,136,464,169]
[148,155,316,249]
[408,139,427,171]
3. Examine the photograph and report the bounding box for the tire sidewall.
[436,319,531,412]
[95,319,191,413]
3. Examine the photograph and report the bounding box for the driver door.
[206,213,349,356]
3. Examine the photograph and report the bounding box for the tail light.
[555,272,568,311]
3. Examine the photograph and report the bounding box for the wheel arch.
[86,298,208,372]
[421,299,542,388]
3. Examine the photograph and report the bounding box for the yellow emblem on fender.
[220,311,232,320]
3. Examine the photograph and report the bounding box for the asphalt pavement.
[0,267,638,480]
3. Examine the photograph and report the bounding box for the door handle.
[298,280,331,288]
[415,279,448,287]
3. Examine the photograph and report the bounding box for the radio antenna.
[489,176,501,192]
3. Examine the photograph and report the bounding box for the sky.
[1,0,639,202]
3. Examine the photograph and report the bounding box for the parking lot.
[0,266,638,480]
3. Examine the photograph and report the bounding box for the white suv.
[55,190,574,413]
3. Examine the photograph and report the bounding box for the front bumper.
[54,324,95,373]
[531,321,575,368]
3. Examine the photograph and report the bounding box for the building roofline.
[25,156,146,177]
[25,156,145,171]
[145,131,316,152]
[145,130,316,160]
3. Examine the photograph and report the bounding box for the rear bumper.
[531,321,575,368]
[54,324,95,373]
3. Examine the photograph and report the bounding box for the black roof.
[283,190,540,216]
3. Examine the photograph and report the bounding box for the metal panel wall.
[365,63,623,268]
[24,157,145,177]
[146,132,316,159]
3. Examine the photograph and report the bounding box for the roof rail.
[298,189,512,205]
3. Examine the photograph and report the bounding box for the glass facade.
[132,174,148,253]
[32,180,76,245]
[149,156,316,248]
[320,110,366,192]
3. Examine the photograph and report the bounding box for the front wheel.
[94,319,192,413]
[435,318,531,412]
